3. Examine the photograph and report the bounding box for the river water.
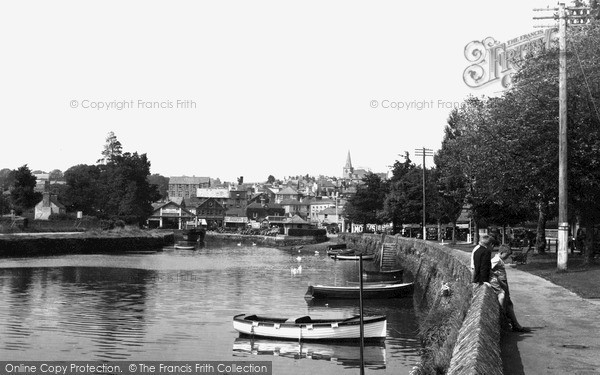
[0,242,421,374]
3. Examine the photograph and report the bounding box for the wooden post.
[359,253,365,375]
[557,3,568,271]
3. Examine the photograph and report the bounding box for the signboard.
[224,216,248,223]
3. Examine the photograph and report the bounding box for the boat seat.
[286,316,312,323]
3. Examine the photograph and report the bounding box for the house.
[34,192,66,220]
[196,188,230,208]
[195,198,226,229]
[316,206,346,232]
[247,192,271,206]
[282,214,312,235]
[279,198,312,219]
[261,216,287,234]
[246,202,285,222]
[147,199,196,229]
[309,198,335,224]
[275,187,300,203]
[224,207,248,228]
[228,187,248,209]
[168,176,211,199]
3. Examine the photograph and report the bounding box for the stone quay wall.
[338,233,502,375]
[0,232,175,257]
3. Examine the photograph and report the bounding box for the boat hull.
[305,282,414,299]
[363,269,404,281]
[174,241,198,250]
[233,314,387,341]
[329,253,375,261]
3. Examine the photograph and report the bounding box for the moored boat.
[345,279,402,286]
[329,252,375,261]
[305,282,414,300]
[363,268,404,281]
[232,314,387,341]
[174,241,198,250]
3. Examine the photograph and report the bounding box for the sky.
[0,0,555,183]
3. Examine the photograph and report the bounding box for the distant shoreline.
[205,231,331,248]
[0,230,174,257]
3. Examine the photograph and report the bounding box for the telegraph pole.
[415,148,434,240]
[533,4,591,271]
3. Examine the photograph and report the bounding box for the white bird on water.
[237,243,241,246]
[290,265,302,275]
[296,256,302,262]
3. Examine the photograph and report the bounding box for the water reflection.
[0,245,421,372]
[232,337,387,369]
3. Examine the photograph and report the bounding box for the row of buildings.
[149,183,347,231]
[150,151,379,231]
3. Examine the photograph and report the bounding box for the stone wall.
[0,232,174,257]
[446,285,502,375]
[338,233,502,375]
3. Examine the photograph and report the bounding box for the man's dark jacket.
[472,244,491,283]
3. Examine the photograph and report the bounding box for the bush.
[49,212,78,221]
[287,228,327,237]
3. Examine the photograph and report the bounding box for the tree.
[64,164,102,215]
[98,131,123,164]
[9,165,42,212]
[147,174,169,200]
[267,175,276,184]
[0,168,13,191]
[344,172,387,231]
[382,155,422,233]
[434,117,469,243]
[97,152,160,223]
[49,169,64,181]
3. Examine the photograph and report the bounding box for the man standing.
[471,234,492,284]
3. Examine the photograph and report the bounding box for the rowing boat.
[305,282,414,299]
[232,314,387,341]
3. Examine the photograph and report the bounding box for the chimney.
[42,192,50,207]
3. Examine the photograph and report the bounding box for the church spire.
[345,150,352,169]
[343,150,354,179]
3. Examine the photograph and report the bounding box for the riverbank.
[0,229,174,257]
[204,231,329,248]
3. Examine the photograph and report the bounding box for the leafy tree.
[147,174,169,200]
[0,193,9,215]
[9,165,42,212]
[98,152,160,223]
[382,155,422,233]
[64,164,102,215]
[49,169,64,181]
[267,175,276,184]
[344,172,387,231]
[98,131,123,164]
[0,168,13,191]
